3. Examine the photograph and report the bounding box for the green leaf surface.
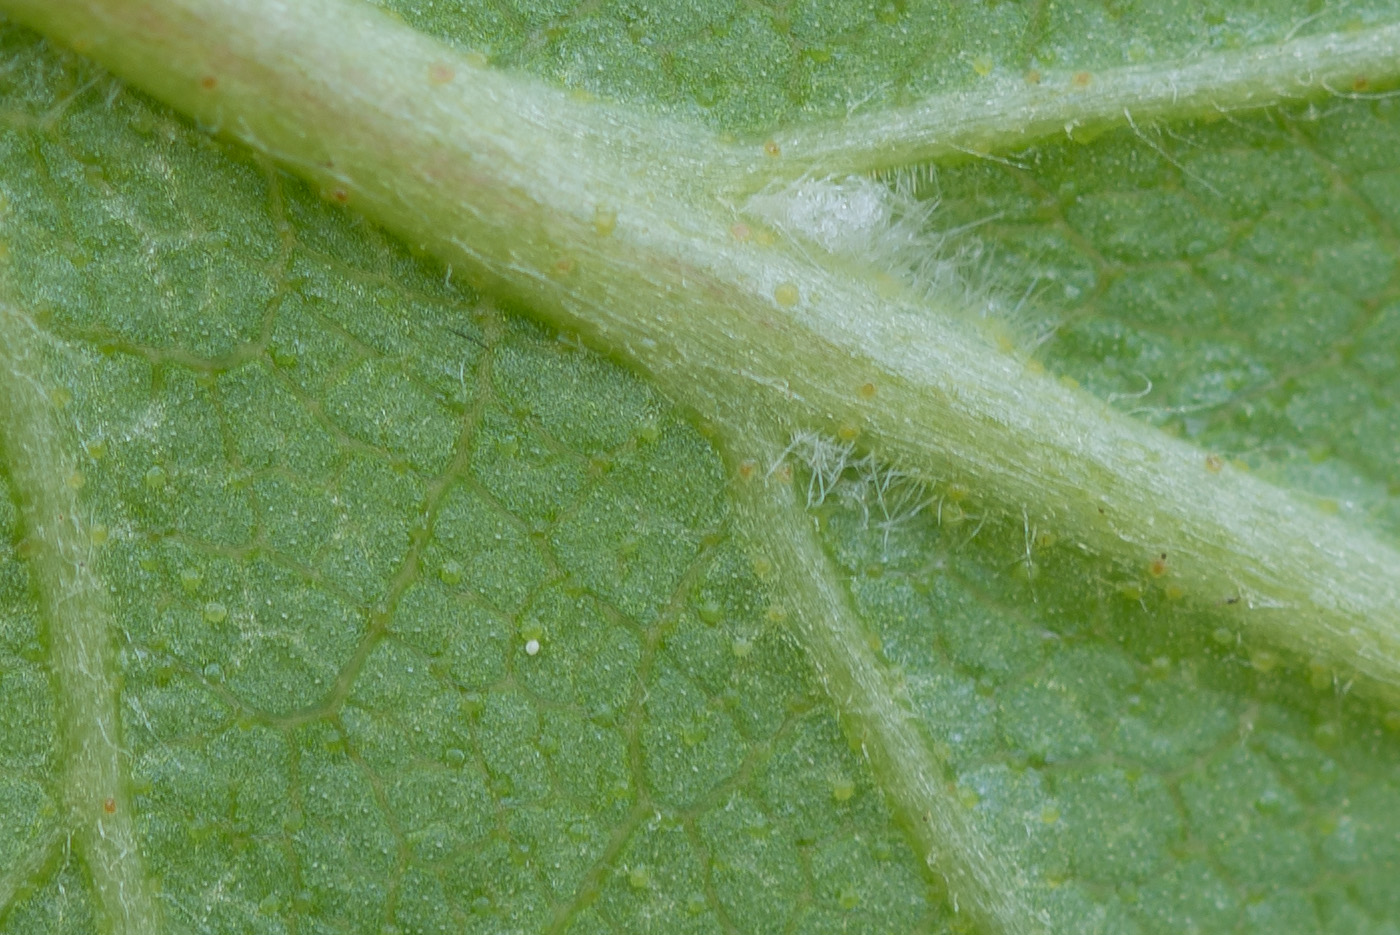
[1,3,1399,935]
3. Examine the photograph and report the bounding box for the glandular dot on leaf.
[179,567,202,593]
[439,559,463,586]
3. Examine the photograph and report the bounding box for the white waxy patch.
[742,173,1033,343]
[525,638,541,656]
[745,175,895,257]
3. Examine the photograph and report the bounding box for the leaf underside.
[2,2,1400,935]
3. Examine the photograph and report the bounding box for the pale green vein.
[15,0,1400,710]
[0,828,63,920]
[753,22,1400,183]
[0,305,161,935]
[729,441,1046,935]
